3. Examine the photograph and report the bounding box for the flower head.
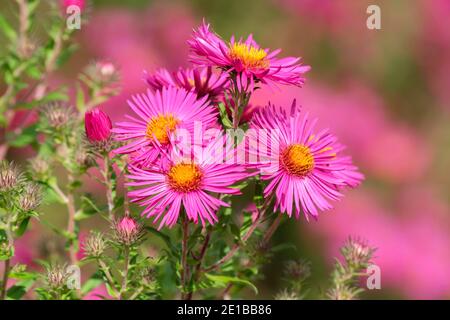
[113,86,218,167]
[84,108,112,143]
[18,182,42,212]
[112,216,144,246]
[126,135,251,229]
[41,102,74,130]
[144,66,228,103]
[0,161,23,192]
[188,20,310,88]
[248,101,363,220]
[83,231,106,258]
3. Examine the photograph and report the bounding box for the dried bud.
[284,260,311,281]
[275,289,299,300]
[83,232,106,258]
[0,161,23,192]
[28,157,51,181]
[84,108,112,143]
[341,237,374,269]
[45,263,69,290]
[18,182,42,211]
[112,216,144,246]
[41,102,73,130]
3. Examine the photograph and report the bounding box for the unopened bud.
[0,161,23,192]
[41,102,73,130]
[84,108,112,143]
[83,232,106,258]
[18,182,42,211]
[112,216,144,246]
[341,237,373,269]
[284,260,311,281]
[45,263,69,290]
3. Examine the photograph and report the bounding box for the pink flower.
[84,108,112,143]
[112,87,218,167]
[114,216,143,246]
[126,136,251,229]
[144,66,228,103]
[249,101,363,219]
[188,20,310,88]
[62,0,86,12]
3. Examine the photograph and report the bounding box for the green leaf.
[204,273,258,294]
[6,278,35,300]
[6,124,38,147]
[0,14,17,41]
[15,217,31,237]
[218,103,233,129]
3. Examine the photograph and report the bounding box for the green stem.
[103,154,114,220]
[0,217,14,300]
[180,217,190,300]
[119,246,130,300]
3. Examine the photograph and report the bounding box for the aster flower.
[188,20,310,88]
[144,66,228,103]
[112,86,218,166]
[248,101,363,220]
[126,135,251,229]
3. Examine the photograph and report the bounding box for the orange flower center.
[167,163,203,192]
[146,114,179,144]
[229,43,270,70]
[281,144,314,177]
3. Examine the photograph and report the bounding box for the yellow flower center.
[281,144,315,177]
[229,43,270,70]
[146,114,179,144]
[167,163,203,192]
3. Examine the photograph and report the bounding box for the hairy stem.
[66,174,77,266]
[103,154,114,220]
[97,259,118,296]
[119,246,130,300]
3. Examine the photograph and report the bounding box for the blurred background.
[2,0,450,299]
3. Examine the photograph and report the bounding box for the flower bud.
[327,285,358,300]
[18,182,42,211]
[41,102,73,130]
[28,157,51,181]
[84,108,112,143]
[341,237,373,269]
[83,232,106,258]
[284,260,311,281]
[45,263,69,290]
[0,161,23,192]
[275,289,299,300]
[112,216,143,246]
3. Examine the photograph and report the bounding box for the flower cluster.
[107,20,363,230]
